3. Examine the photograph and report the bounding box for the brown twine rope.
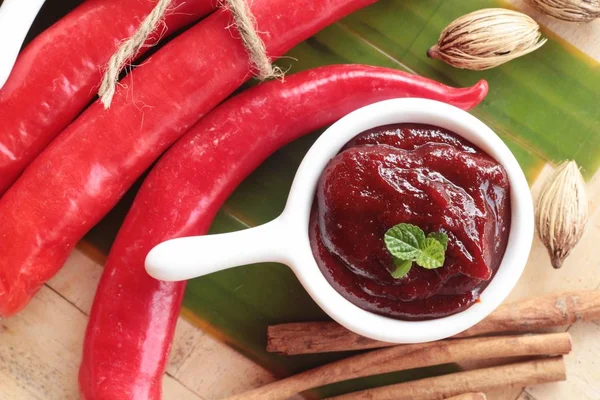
[98,0,172,109]
[98,0,283,109]
[222,0,283,81]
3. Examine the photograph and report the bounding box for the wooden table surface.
[1,1,600,399]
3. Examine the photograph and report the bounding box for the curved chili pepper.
[79,64,487,399]
[0,0,215,195]
[0,0,377,317]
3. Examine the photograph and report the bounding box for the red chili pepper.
[79,64,487,399]
[0,0,377,317]
[0,0,215,195]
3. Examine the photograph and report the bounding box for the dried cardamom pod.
[536,161,588,268]
[526,0,600,22]
[427,8,547,70]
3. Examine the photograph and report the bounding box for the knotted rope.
[98,0,282,109]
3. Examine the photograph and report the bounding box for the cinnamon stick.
[225,333,571,400]
[268,290,600,355]
[444,393,486,400]
[327,356,566,400]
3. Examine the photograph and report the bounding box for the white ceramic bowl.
[145,98,534,344]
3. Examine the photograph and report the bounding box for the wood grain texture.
[4,0,600,399]
[0,287,87,400]
[0,248,275,400]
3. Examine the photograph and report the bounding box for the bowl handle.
[145,216,291,281]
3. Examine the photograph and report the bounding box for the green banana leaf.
[31,0,600,397]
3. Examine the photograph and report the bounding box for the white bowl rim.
[281,97,535,344]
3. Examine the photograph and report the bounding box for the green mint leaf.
[384,224,448,279]
[390,258,412,279]
[415,238,446,269]
[427,231,449,250]
[384,223,426,260]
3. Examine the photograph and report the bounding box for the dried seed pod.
[526,0,600,22]
[536,161,588,268]
[427,8,547,70]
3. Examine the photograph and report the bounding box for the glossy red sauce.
[310,123,511,320]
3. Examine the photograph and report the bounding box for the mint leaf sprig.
[384,223,448,279]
